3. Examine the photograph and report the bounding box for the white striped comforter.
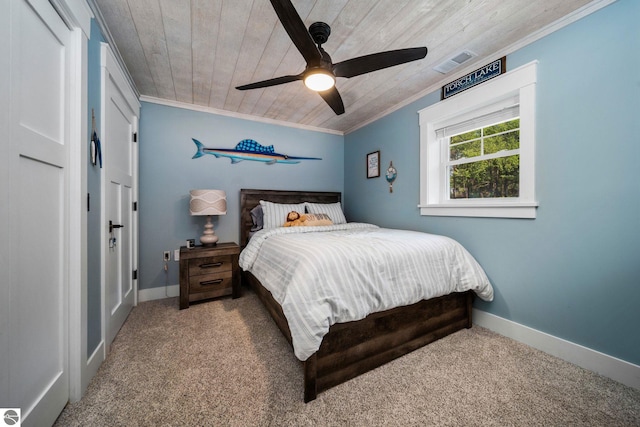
[239,223,493,361]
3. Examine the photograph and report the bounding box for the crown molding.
[139,96,345,136]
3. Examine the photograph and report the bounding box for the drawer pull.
[200,279,224,286]
[200,262,223,269]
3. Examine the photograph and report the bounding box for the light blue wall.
[344,0,640,365]
[138,102,344,291]
[87,19,105,355]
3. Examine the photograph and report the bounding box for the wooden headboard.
[239,189,342,248]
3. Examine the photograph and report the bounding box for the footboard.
[304,291,473,402]
[244,270,472,402]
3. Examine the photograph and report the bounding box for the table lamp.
[189,189,227,245]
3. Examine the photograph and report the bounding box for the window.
[418,61,538,218]
[446,115,520,199]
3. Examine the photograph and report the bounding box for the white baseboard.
[77,340,104,402]
[137,284,179,303]
[473,309,640,391]
[86,341,104,373]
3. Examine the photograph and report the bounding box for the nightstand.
[179,242,240,309]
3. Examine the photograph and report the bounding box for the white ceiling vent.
[433,50,477,74]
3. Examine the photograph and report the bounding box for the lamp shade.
[189,190,227,216]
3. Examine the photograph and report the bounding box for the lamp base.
[200,215,219,246]
[200,235,218,246]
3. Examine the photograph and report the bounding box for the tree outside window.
[447,119,520,199]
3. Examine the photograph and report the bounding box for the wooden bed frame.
[239,189,473,402]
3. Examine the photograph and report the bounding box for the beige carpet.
[55,291,640,426]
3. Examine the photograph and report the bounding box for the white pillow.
[259,200,306,229]
[305,202,347,224]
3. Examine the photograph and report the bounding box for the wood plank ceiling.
[92,0,597,133]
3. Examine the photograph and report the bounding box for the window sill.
[418,202,538,219]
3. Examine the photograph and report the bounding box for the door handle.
[109,220,124,233]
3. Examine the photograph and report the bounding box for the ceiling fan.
[235,0,428,115]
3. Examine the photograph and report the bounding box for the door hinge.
[132,269,138,280]
[132,132,138,143]
[133,201,138,211]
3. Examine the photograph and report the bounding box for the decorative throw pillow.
[305,202,347,224]
[250,204,263,232]
[303,213,333,226]
[260,200,307,229]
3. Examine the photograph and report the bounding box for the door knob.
[109,220,124,233]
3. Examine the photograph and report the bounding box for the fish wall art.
[191,138,321,165]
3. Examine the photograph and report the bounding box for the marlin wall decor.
[191,138,322,165]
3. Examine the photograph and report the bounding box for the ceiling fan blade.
[318,86,345,115]
[270,0,322,65]
[333,47,428,78]
[236,74,303,90]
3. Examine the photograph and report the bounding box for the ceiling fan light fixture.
[236,2,428,115]
[304,69,335,91]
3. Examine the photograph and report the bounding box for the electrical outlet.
[174,249,180,261]
[163,251,170,262]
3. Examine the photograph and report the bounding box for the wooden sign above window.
[441,57,506,100]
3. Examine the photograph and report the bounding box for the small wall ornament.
[385,161,397,193]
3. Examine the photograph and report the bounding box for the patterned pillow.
[305,202,347,224]
[302,213,333,226]
[260,200,307,230]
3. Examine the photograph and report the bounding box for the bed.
[239,189,493,402]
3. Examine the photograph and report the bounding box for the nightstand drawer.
[189,270,233,294]
[188,255,232,276]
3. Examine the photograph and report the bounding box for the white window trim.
[418,60,538,219]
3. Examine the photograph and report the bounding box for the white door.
[3,0,72,425]
[102,45,139,349]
